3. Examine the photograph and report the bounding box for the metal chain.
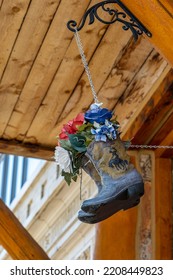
[130,145,173,149]
[74,28,100,105]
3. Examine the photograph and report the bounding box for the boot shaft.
[85,137,130,180]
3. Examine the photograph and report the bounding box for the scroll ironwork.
[67,0,152,41]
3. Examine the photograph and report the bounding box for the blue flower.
[91,122,117,142]
[85,104,113,124]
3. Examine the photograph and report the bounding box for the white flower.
[54,146,72,173]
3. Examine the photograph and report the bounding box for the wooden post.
[135,151,155,259]
[93,208,138,259]
[0,199,50,260]
[93,153,139,260]
[155,158,172,259]
[93,151,162,260]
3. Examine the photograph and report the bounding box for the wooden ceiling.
[0,0,172,160]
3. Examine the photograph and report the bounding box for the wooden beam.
[25,18,132,147]
[0,0,62,137]
[0,139,54,161]
[93,153,139,260]
[135,87,173,145]
[93,207,138,259]
[2,0,91,140]
[155,129,173,158]
[122,0,173,66]
[98,36,153,109]
[148,111,173,158]
[150,113,173,146]
[0,0,31,77]
[115,57,169,133]
[0,199,49,260]
[122,68,173,142]
[135,151,155,259]
[155,158,172,259]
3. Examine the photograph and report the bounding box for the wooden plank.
[0,0,4,8]
[155,158,172,259]
[4,0,92,141]
[150,113,173,146]
[114,53,168,132]
[123,70,173,143]
[158,0,173,11]
[0,0,31,77]
[97,36,153,109]
[25,18,132,146]
[0,0,62,136]
[122,0,173,66]
[160,148,173,159]
[0,199,49,259]
[155,129,173,158]
[136,84,173,145]
[0,139,53,161]
[154,112,173,158]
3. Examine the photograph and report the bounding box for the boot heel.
[123,182,144,210]
[123,198,140,211]
[127,182,144,198]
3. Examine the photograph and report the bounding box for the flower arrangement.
[54,104,120,185]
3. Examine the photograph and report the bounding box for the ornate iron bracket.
[67,0,152,41]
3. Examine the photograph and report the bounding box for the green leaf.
[77,122,92,132]
[69,134,87,152]
[61,170,79,185]
[84,135,93,146]
[61,170,72,186]
[72,174,78,182]
[59,139,74,152]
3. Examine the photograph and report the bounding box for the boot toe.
[81,201,103,213]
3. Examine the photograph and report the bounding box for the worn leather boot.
[78,169,143,224]
[79,137,144,223]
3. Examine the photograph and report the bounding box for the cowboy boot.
[78,168,142,224]
[81,153,129,214]
[80,154,136,224]
[80,136,144,216]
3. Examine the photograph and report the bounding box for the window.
[26,200,33,218]
[41,182,47,199]
[0,154,44,205]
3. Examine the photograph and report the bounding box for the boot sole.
[78,183,144,224]
[81,181,144,214]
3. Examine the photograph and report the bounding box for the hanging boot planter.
[54,104,144,224]
[79,137,144,224]
[54,3,146,224]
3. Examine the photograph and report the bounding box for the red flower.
[59,113,84,140]
[72,113,84,130]
[59,131,69,140]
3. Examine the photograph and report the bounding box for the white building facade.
[0,155,96,260]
